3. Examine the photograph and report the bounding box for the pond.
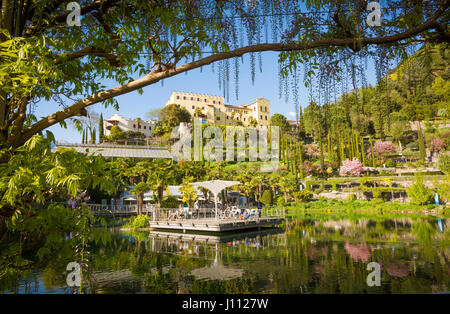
[3,212,450,294]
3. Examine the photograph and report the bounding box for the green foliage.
[275,195,286,206]
[434,177,450,204]
[294,190,312,203]
[179,180,197,207]
[270,114,290,133]
[160,104,191,127]
[261,189,273,206]
[161,196,179,209]
[131,182,149,195]
[437,152,450,175]
[407,175,434,205]
[108,125,127,141]
[99,114,104,143]
[123,215,148,230]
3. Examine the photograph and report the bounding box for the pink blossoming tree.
[430,137,446,153]
[372,141,397,155]
[339,158,364,176]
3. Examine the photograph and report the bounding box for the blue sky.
[37,51,378,143]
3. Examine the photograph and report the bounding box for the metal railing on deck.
[151,206,286,222]
[52,202,287,219]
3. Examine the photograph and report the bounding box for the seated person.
[168,210,176,220]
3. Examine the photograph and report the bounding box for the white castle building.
[164,91,270,127]
[103,114,157,137]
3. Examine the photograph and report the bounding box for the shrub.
[407,176,434,205]
[261,189,273,206]
[435,178,450,204]
[339,158,364,176]
[124,214,148,230]
[437,152,450,175]
[275,195,286,206]
[294,190,312,202]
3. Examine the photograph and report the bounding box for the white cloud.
[288,112,296,117]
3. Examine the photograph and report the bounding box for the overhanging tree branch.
[17,1,449,146]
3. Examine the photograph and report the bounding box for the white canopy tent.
[190,180,241,218]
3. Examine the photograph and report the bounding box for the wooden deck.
[148,227,284,243]
[149,217,284,232]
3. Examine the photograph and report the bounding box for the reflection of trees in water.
[3,215,449,294]
[345,242,371,262]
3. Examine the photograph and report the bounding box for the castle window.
[204,99,207,102]
[265,116,267,120]
[197,98,199,101]
[216,117,220,121]
[260,115,263,119]
[144,126,146,129]
[192,106,195,109]
[133,124,136,128]
[183,96,186,100]
[213,101,215,104]
[177,96,180,99]
[191,97,193,100]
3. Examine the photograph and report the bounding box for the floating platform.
[149,217,284,232]
[148,227,284,243]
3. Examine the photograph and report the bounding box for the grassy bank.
[286,198,448,215]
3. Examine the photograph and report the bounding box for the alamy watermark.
[66,1,381,28]
[66,261,81,287]
[66,2,81,27]
[366,262,381,287]
[367,1,382,27]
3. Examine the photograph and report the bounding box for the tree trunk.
[138,193,143,215]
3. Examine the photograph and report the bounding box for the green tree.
[437,152,450,175]
[160,104,191,127]
[108,125,126,141]
[131,182,150,216]
[179,178,198,209]
[270,114,290,133]
[261,189,273,206]
[406,175,434,205]
[99,113,104,143]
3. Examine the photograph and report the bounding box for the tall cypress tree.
[327,133,332,162]
[298,107,305,138]
[369,136,376,167]
[99,113,104,143]
[418,124,426,163]
[299,141,304,179]
[361,137,366,166]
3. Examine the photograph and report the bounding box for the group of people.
[221,201,262,220]
[168,200,201,220]
[167,200,263,220]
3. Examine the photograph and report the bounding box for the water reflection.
[2,214,449,294]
